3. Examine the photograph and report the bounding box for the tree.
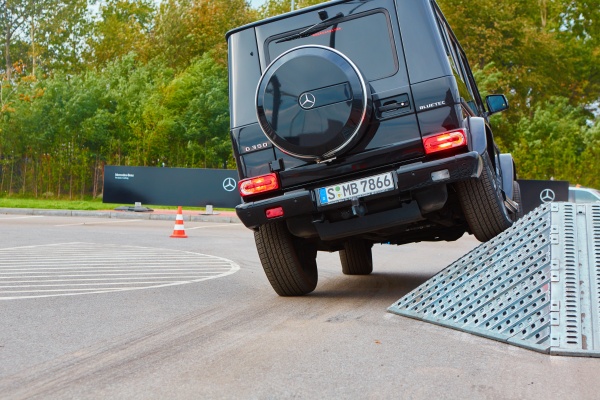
[0,0,35,81]
[510,97,589,183]
[438,0,599,110]
[1,0,596,198]
[258,0,293,18]
[86,0,155,68]
[1,0,91,79]
[579,121,600,188]
[35,0,92,75]
[257,0,328,18]
[143,52,230,168]
[148,0,257,69]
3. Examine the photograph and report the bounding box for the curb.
[0,208,241,224]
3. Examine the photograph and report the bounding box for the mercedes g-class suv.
[226,0,521,296]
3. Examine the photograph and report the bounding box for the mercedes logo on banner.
[299,92,316,109]
[223,177,237,192]
[540,188,556,203]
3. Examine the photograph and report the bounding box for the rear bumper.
[236,151,481,235]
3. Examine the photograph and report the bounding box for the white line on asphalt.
[187,223,242,230]
[0,288,136,293]
[0,276,229,300]
[0,271,231,277]
[0,281,205,288]
[0,275,226,283]
[0,242,240,300]
[54,219,143,227]
[0,267,232,272]
[0,242,82,251]
[0,215,44,220]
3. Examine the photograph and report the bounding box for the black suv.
[226,0,521,296]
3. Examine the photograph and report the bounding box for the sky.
[250,0,267,8]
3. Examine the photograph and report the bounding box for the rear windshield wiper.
[276,12,344,43]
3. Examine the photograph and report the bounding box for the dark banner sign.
[103,166,241,208]
[518,179,569,215]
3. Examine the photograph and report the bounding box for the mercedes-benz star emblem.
[540,188,556,203]
[223,177,237,192]
[299,92,316,109]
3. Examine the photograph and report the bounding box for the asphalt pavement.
[2,208,600,399]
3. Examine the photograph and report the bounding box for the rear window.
[266,10,398,81]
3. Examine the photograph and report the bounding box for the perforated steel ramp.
[388,202,600,357]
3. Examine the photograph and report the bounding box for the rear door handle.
[379,100,409,113]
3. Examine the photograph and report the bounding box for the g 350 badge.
[242,141,271,154]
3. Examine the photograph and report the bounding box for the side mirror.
[486,94,509,115]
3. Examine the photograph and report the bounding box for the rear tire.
[456,152,513,242]
[339,239,373,275]
[254,221,318,296]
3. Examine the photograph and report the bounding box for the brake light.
[423,129,467,154]
[239,173,280,197]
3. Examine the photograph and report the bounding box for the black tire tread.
[512,180,524,221]
[456,153,513,242]
[254,222,317,296]
[339,239,373,275]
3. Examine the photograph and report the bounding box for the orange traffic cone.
[170,206,188,238]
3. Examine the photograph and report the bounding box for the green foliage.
[86,0,155,68]
[156,53,230,167]
[1,0,93,78]
[258,0,326,19]
[147,0,257,69]
[439,0,600,108]
[438,0,599,188]
[0,196,216,211]
[510,97,588,181]
[1,0,599,200]
[0,49,229,198]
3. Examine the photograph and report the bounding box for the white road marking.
[54,219,142,227]
[187,223,243,230]
[0,242,240,300]
[0,215,44,220]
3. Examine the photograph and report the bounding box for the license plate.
[317,172,396,206]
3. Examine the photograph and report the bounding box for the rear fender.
[467,117,487,155]
[499,153,515,200]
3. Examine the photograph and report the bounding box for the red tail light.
[423,129,467,154]
[265,206,284,219]
[239,173,280,197]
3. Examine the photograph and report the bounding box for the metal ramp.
[388,202,600,357]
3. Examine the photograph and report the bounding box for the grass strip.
[0,197,232,212]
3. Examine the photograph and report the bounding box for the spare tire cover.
[256,45,371,160]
